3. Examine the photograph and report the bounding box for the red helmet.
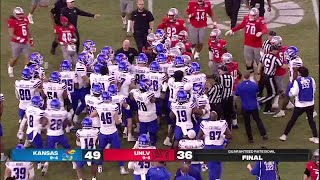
[249,8,259,21]
[209,29,221,43]
[197,0,205,5]
[178,30,188,42]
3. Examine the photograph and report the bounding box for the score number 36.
[176,150,193,160]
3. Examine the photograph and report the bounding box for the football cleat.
[279,134,287,141]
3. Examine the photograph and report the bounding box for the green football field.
[1,0,319,179]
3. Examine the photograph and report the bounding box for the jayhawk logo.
[62,149,76,161]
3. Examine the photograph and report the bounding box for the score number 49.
[83,150,101,160]
[176,150,193,160]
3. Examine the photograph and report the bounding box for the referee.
[50,0,67,55]
[279,66,318,144]
[130,0,154,52]
[219,65,235,130]
[258,45,287,114]
[61,0,100,53]
[207,75,223,119]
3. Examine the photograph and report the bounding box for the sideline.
[311,0,319,28]
[148,0,153,14]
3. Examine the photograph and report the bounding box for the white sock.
[167,125,172,134]
[191,48,195,54]
[127,20,131,32]
[1,153,4,159]
[8,66,13,73]
[273,95,279,105]
[195,52,200,57]
[121,16,127,24]
[232,119,237,125]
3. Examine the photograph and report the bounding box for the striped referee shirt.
[220,74,234,99]
[260,53,283,76]
[261,39,272,54]
[207,84,223,104]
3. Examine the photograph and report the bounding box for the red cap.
[60,16,69,23]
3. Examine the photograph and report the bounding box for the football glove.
[225,30,234,36]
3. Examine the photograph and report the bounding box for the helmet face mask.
[210,29,221,43]
[249,8,259,21]
[13,7,24,21]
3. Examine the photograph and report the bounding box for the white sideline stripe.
[311,0,319,28]
[148,0,153,14]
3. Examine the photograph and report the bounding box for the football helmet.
[28,64,41,78]
[138,134,150,147]
[115,53,128,64]
[155,29,165,41]
[313,149,319,165]
[190,62,201,74]
[21,68,32,80]
[83,40,96,53]
[101,46,113,55]
[108,84,118,96]
[31,96,44,108]
[210,29,221,43]
[92,83,103,95]
[150,61,160,72]
[78,52,88,65]
[178,30,188,42]
[60,60,72,71]
[102,91,112,102]
[50,99,61,110]
[286,46,299,59]
[118,61,129,72]
[175,42,186,53]
[168,8,178,21]
[13,7,24,20]
[249,8,259,21]
[147,33,156,44]
[193,83,205,95]
[82,117,93,128]
[96,53,110,66]
[156,53,167,64]
[29,52,43,65]
[164,38,172,49]
[49,71,61,83]
[197,0,205,5]
[139,78,151,91]
[177,90,188,103]
[221,53,233,64]
[137,53,148,64]
[174,55,185,67]
[155,43,167,54]
[270,36,283,47]
[182,55,191,65]
[93,63,103,74]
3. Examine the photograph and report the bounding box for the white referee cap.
[187,130,196,139]
[66,0,75,3]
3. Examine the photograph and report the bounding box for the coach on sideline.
[61,0,100,53]
[235,71,268,143]
[115,39,139,64]
[50,0,67,55]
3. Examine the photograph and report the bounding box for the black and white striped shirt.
[207,84,223,104]
[220,74,234,99]
[261,39,271,54]
[260,53,283,76]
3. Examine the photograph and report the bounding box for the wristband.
[16,37,21,40]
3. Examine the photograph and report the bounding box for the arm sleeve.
[250,162,261,176]
[148,11,155,22]
[231,17,246,32]
[289,80,299,97]
[76,7,94,17]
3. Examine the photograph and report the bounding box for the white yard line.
[148,0,153,14]
[311,0,319,28]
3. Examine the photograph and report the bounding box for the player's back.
[167,66,188,77]
[95,102,118,135]
[133,66,150,83]
[118,72,135,97]
[99,74,115,92]
[131,146,156,175]
[168,78,185,102]
[43,82,66,105]
[108,64,118,76]
[25,106,44,134]
[145,72,166,98]
[159,62,172,74]
[194,94,210,119]
[85,95,102,127]
[184,73,207,87]
[75,62,88,88]
[15,79,42,109]
[5,161,33,180]
[76,128,99,149]
[111,94,126,115]
[171,101,195,129]
[60,71,78,94]
[89,73,101,87]
[45,109,68,136]
[131,90,157,122]
[201,120,228,146]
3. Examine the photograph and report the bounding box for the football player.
[27,52,47,72]
[4,144,34,180]
[90,91,128,175]
[15,68,42,124]
[175,42,192,59]
[129,79,159,146]
[0,93,5,162]
[183,62,207,88]
[303,149,319,180]
[157,8,187,39]
[17,96,46,169]
[75,117,99,180]
[82,40,97,67]
[178,30,192,54]
[247,161,279,180]
[156,53,171,74]
[133,53,151,84]
[85,83,103,128]
[167,55,189,77]
[170,90,208,148]
[197,111,232,180]
[41,99,71,176]
[128,134,155,179]
[143,33,156,55]
[110,53,127,76]
[208,29,228,75]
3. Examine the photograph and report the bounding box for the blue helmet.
[156,53,167,64]
[92,83,103,95]
[83,40,96,52]
[50,99,61,110]
[31,96,44,108]
[150,61,160,72]
[60,60,72,71]
[138,134,150,147]
[108,84,118,96]
[101,46,113,55]
[29,52,43,65]
[177,90,188,103]
[16,144,25,149]
[118,61,129,72]
[155,43,166,54]
[93,63,103,74]
[21,68,32,80]
[82,117,93,128]
[155,29,165,40]
[137,53,148,64]
[174,55,185,67]
[139,78,151,91]
[102,91,112,102]
[286,46,299,59]
[78,52,88,65]
[193,83,205,95]
[50,71,62,83]
[115,53,128,64]
[28,64,41,78]
[96,53,110,66]
[190,62,201,74]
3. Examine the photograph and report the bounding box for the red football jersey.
[186,1,213,28]
[208,39,227,63]
[184,41,192,52]
[231,15,268,48]
[54,24,76,44]
[157,17,187,38]
[305,161,319,180]
[275,45,288,76]
[226,61,240,91]
[7,16,30,44]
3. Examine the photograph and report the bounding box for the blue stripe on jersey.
[76,132,80,137]
[190,102,196,108]
[62,84,67,90]
[33,81,42,88]
[147,93,154,99]
[199,122,204,128]
[76,68,85,71]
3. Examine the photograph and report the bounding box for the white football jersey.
[145,72,166,98]
[130,89,157,122]
[108,64,118,76]
[82,51,95,66]
[118,72,135,97]
[171,101,195,129]
[25,106,44,135]
[76,128,99,149]
[193,94,210,119]
[75,62,88,88]
[15,79,42,110]
[85,95,102,128]
[159,62,172,74]
[167,66,188,77]
[111,94,127,116]
[132,65,150,83]
[90,73,115,94]
[183,73,207,87]
[43,82,66,107]
[95,102,118,135]
[5,161,34,180]
[200,120,228,146]
[128,146,156,175]
[167,77,192,102]
[60,71,78,94]
[45,109,68,136]
[288,57,303,82]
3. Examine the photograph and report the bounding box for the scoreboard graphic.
[12,149,312,162]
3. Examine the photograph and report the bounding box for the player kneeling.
[128,134,155,179]
[75,117,99,180]
[4,144,34,180]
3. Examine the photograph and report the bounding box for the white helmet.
[221,53,233,64]
[168,8,178,17]
[270,36,283,47]
[210,29,221,43]
[147,33,156,43]
[249,8,259,21]
[13,7,24,20]
[175,42,186,53]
